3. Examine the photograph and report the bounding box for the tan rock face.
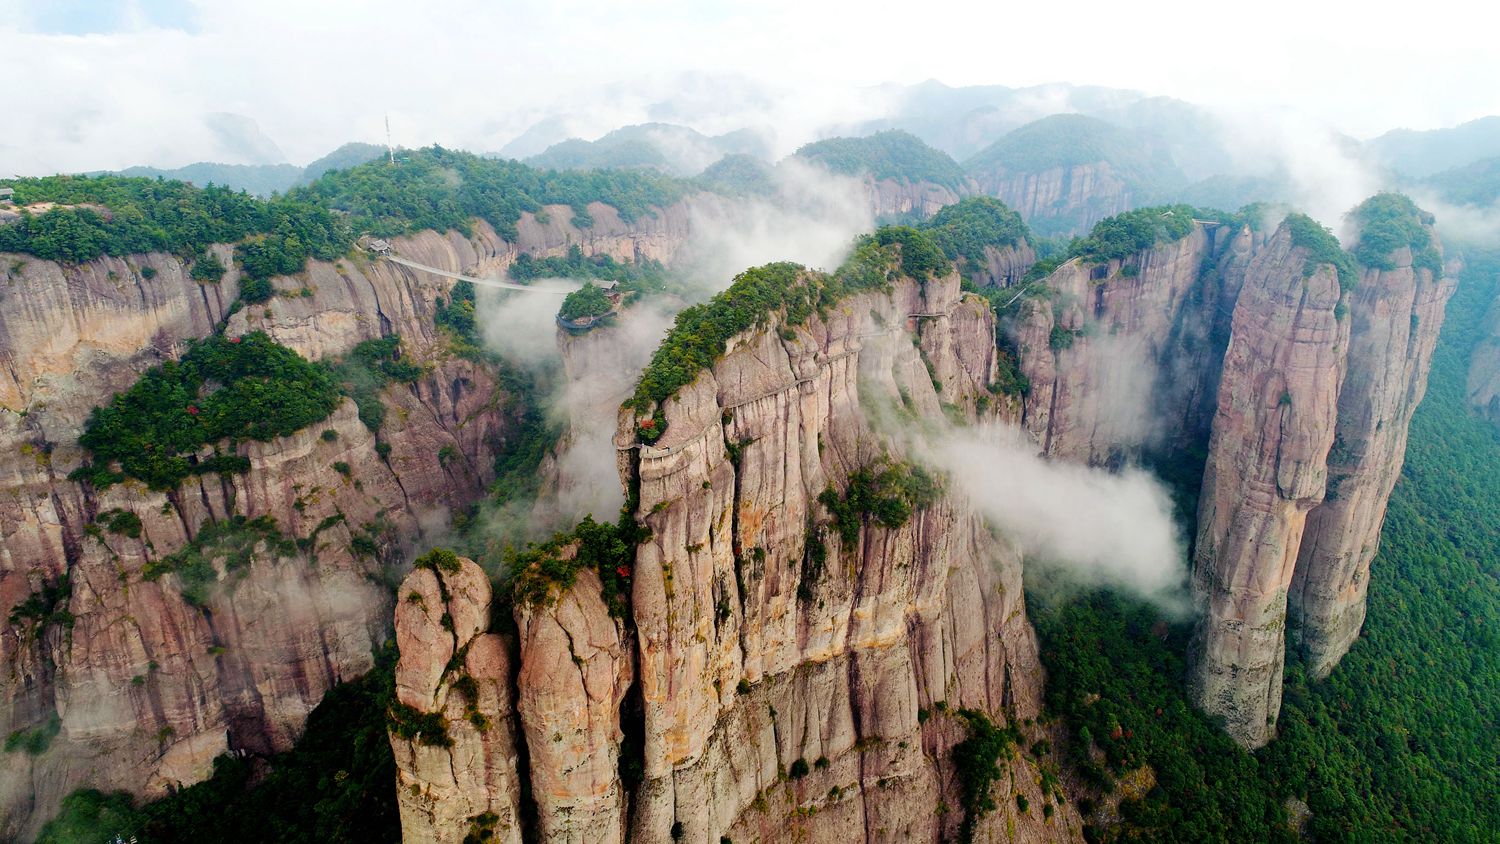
[1014,224,1238,464]
[971,242,1038,288]
[621,272,1081,843]
[514,566,633,844]
[863,178,972,220]
[0,204,685,837]
[390,558,526,844]
[974,163,1132,237]
[1290,235,1454,679]
[388,270,1085,844]
[0,179,954,837]
[1188,226,1351,748]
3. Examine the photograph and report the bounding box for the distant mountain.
[92,142,386,197]
[1366,116,1500,178]
[1421,156,1500,207]
[526,123,773,176]
[1106,96,1235,182]
[1172,173,1293,212]
[498,114,582,159]
[794,130,968,190]
[297,143,387,185]
[847,79,1154,161]
[107,162,303,197]
[201,112,288,165]
[965,114,1177,182]
[963,114,1186,236]
[695,153,777,197]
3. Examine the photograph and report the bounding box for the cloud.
[3,0,1496,176]
[675,157,875,284]
[924,424,1190,613]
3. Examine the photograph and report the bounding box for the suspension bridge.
[380,252,578,295]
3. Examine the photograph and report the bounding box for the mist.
[462,160,875,549]
[676,157,876,281]
[924,425,1190,613]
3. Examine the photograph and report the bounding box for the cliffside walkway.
[383,254,575,295]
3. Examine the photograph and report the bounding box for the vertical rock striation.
[514,565,634,844]
[390,265,1085,844]
[1290,214,1453,678]
[1014,225,1221,463]
[972,163,1133,237]
[0,203,691,838]
[1188,224,1350,747]
[390,555,526,844]
[620,270,1079,843]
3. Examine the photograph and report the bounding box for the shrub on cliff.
[73,332,342,490]
[1284,212,1358,291]
[951,709,1019,843]
[190,252,226,282]
[1349,192,1443,275]
[924,196,1031,278]
[627,235,914,442]
[506,514,641,616]
[559,281,614,322]
[1068,205,1198,264]
[327,335,424,432]
[819,459,942,550]
[512,243,668,294]
[141,515,296,606]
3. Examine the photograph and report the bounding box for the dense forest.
[1034,250,1500,843]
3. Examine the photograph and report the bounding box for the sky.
[2,0,1496,175]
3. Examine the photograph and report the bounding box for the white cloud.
[1,0,1494,176]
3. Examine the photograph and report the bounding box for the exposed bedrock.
[1188,225,1350,748]
[1290,234,1453,679]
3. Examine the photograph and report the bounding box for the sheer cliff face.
[1188,227,1351,748]
[1006,213,1448,749]
[391,272,1085,844]
[626,273,1062,844]
[1290,239,1453,679]
[1015,225,1228,464]
[973,163,1132,237]
[1012,221,1261,467]
[862,178,971,220]
[0,207,680,839]
[391,559,525,844]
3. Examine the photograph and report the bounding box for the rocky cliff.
[862,177,970,220]
[390,264,1086,843]
[1187,225,1351,747]
[1289,221,1453,679]
[1187,204,1452,746]
[0,201,696,839]
[1012,223,1238,464]
[390,553,525,844]
[1003,205,1448,748]
[973,163,1133,238]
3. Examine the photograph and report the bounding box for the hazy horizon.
[3,0,1497,177]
